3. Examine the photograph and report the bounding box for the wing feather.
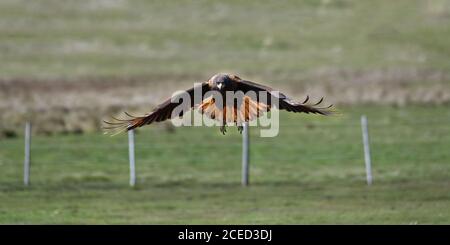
[104,82,210,133]
[236,79,333,115]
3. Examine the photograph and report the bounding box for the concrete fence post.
[24,122,31,186]
[242,122,249,186]
[361,115,373,186]
[128,130,136,187]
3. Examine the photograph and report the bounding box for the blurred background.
[0,0,449,224]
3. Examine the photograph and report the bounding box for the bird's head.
[209,73,236,91]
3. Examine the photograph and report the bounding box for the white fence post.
[242,122,249,186]
[128,130,136,187]
[24,122,31,186]
[361,115,373,186]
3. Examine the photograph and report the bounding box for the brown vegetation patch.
[1,69,449,136]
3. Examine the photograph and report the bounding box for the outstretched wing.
[236,79,333,115]
[104,82,210,134]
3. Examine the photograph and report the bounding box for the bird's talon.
[220,125,227,135]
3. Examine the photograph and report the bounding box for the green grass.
[0,0,449,224]
[1,0,450,79]
[0,105,449,224]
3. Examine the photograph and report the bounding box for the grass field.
[1,0,450,135]
[0,0,449,224]
[1,0,450,78]
[1,105,449,224]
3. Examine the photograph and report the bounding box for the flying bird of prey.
[104,73,333,134]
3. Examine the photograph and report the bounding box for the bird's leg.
[220,124,227,135]
[237,125,243,134]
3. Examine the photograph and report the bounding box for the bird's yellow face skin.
[208,73,239,92]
